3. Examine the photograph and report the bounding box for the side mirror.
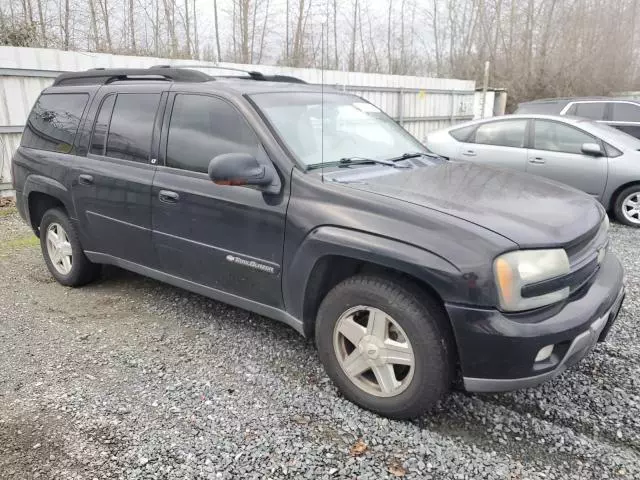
[581,143,603,157]
[208,153,274,187]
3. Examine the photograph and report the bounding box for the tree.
[349,0,357,71]
[1,0,639,108]
[0,17,38,46]
[214,0,221,61]
[129,0,136,52]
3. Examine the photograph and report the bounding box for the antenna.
[321,15,326,182]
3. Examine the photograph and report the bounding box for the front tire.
[315,275,453,419]
[39,208,100,286]
[614,186,640,227]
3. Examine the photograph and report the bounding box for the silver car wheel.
[622,192,640,225]
[46,222,73,275]
[333,305,415,398]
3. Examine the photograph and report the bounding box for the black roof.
[52,67,307,87]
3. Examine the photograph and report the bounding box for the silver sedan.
[425,114,640,226]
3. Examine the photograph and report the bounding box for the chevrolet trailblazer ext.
[12,67,625,419]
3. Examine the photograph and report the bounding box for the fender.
[283,226,462,327]
[22,175,75,231]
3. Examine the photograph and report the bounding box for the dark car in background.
[11,67,625,419]
[515,97,640,139]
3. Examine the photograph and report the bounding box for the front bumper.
[446,253,625,393]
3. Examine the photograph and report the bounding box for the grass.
[0,206,17,217]
[0,234,39,255]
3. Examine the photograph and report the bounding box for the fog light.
[535,345,554,362]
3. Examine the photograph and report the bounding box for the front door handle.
[462,150,477,157]
[78,174,94,185]
[158,190,180,204]
[529,157,546,164]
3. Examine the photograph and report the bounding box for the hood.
[325,161,603,247]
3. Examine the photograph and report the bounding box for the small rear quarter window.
[21,93,89,154]
[604,142,622,158]
[449,124,476,142]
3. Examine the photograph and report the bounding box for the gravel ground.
[0,206,638,480]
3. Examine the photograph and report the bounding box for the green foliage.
[0,19,39,47]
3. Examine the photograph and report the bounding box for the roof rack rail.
[52,68,212,86]
[151,64,307,84]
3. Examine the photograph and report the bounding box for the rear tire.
[614,185,640,227]
[315,275,453,419]
[39,208,100,287]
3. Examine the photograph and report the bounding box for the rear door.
[71,84,165,266]
[456,119,529,170]
[526,119,607,198]
[150,92,287,308]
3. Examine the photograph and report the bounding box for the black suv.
[515,97,640,139]
[12,67,625,419]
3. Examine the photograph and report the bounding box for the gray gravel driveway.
[0,207,638,480]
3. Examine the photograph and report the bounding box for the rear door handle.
[529,157,546,164]
[78,174,94,185]
[462,150,477,157]
[158,190,180,204]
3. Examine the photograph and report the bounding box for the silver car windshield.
[250,92,426,167]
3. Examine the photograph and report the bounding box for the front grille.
[521,258,599,298]
[568,258,600,293]
[565,217,609,268]
[565,224,599,262]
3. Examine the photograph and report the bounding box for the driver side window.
[166,94,260,173]
[533,120,596,155]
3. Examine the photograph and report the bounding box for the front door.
[71,86,164,266]
[151,93,287,308]
[526,119,607,198]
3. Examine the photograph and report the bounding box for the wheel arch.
[23,175,73,236]
[608,180,640,212]
[283,226,461,339]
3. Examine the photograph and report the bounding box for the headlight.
[494,249,570,312]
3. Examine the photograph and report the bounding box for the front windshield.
[251,92,427,167]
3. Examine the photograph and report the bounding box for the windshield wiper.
[307,156,410,171]
[385,151,446,162]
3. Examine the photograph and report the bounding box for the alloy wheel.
[46,222,73,275]
[622,192,640,225]
[333,305,415,398]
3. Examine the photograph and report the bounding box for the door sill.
[84,251,304,335]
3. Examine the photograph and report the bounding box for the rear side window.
[105,94,160,162]
[572,103,606,120]
[611,102,640,122]
[473,120,527,148]
[449,124,476,142]
[166,94,259,173]
[21,93,89,153]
